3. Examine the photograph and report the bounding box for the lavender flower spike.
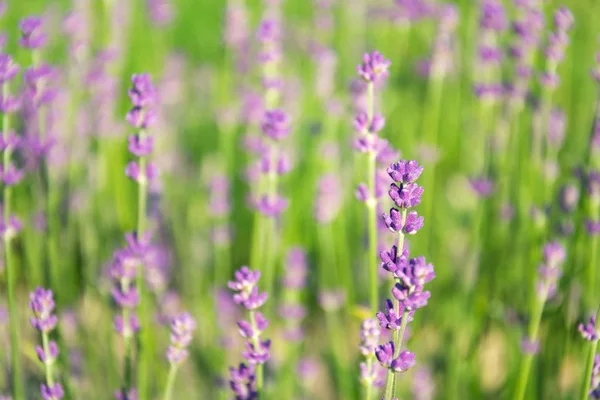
[163,312,197,400]
[29,288,63,399]
[228,267,270,395]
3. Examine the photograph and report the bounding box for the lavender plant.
[354,50,391,313]
[29,288,64,400]
[228,266,270,397]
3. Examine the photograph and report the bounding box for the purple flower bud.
[553,6,574,32]
[387,160,424,183]
[114,388,138,400]
[128,73,157,107]
[390,350,416,372]
[357,51,391,83]
[389,182,424,209]
[29,288,58,333]
[579,316,599,341]
[229,363,257,399]
[359,318,381,355]
[521,337,539,354]
[0,94,21,113]
[542,241,566,266]
[36,340,59,363]
[403,211,424,234]
[0,54,19,83]
[469,177,494,198]
[256,194,288,217]
[40,383,64,400]
[261,109,290,141]
[380,245,409,275]
[167,312,196,364]
[19,16,47,49]
[0,131,20,152]
[540,72,560,89]
[392,283,431,311]
[376,299,414,331]
[558,183,579,213]
[0,164,24,186]
[0,215,22,239]
[125,161,157,185]
[242,339,271,364]
[375,341,395,366]
[586,219,600,236]
[283,248,308,289]
[128,135,154,157]
[111,287,140,309]
[114,314,140,337]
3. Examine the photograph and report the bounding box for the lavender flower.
[579,316,599,341]
[29,288,63,399]
[357,51,391,83]
[280,248,308,342]
[19,16,47,49]
[229,363,257,400]
[228,267,270,395]
[162,313,196,399]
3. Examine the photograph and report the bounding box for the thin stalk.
[137,129,150,398]
[41,332,55,386]
[364,356,374,400]
[249,310,264,391]
[514,294,545,400]
[365,81,378,314]
[162,363,179,400]
[580,307,600,400]
[2,81,24,400]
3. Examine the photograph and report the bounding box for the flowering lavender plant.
[228,266,270,397]
[29,288,64,399]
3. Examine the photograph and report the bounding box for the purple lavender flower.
[389,182,424,208]
[390,350,416,372]
[29,288,58,333]
[19,16,47,49]
[229,363,257,400]
[521,337,540,355]
[387,160,424,184]
[166,312,196,364]
[114,388,138,400]
[579,316,599,341]
[558,183,579,213]
[375,341,395,367]
[40,384,64,400]
[0,54,19,83]
[357,51,391,83]
[469,177,494,198]
[590,355,600,398]
[147,0,174,27]
[314,173,343,224]
[261,109,290,141]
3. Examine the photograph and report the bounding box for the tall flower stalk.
[515,242,565,400]
[125,73,158,398]
[228,266,270,396]
[354,50,391,313]
[29,288,64,400]
[162,312,196,400]
[377,160,429,400]
[579,310,600,399]
[0,51,24,400]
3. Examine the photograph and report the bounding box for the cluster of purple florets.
[166,312,196,365]
[29,288,64,400]
[125,73,158,185]
[227,266,270,399]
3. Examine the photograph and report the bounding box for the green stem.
[2,81,24,400]
[581,339,599,400]
[136,130,150,398]
[249,311,264,391]
[515,294,545,400]
[42,332,55,386]
[162,363,179,400]
[366,81,378,314]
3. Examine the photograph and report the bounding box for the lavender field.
[0,0,599,398]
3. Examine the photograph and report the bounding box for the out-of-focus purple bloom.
[469,177,494,198]
[554,6,574,32]
[0,54,19,83]
[35,340,59,363]
[357,51,391,83]
[389,182,424,208]
[40,383,64,400]
[256,194,288,217]
[114,388,138,400]
[229,363,257,400]
[29,288,58,333]
[166,312,196,364]
[586,219,600,236]
[579,316,599,341]
[261,109,290,141]
[19,16,47,49]
[360,319,381,356]
[390,350,416,372]
[589,355,600,398]
[0,164,24,186]
[125,161,157,185]
[0,215,22,239]
[147,0,174,27]
[318,289,346,312]
[283,248,308,289]
[558,183,579,213]
[315,173,343,224]
[413,366,436,400]
[521,337,540,355]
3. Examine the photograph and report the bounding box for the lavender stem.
[162,363,178,400]
[366,80,378,313]
[2,79,24,400]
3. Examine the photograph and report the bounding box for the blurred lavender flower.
[280,248,308,342]
[228,266,270,395]
[166,312,196,364]
[314,173,343,224]
[19,16,48,49]
[29,288,63,399]
[147,0,174,27]
[413,366,436,400]
[579,316,599,341]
